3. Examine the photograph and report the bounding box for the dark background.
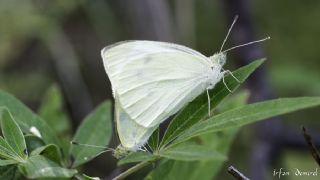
[0,0,319,179]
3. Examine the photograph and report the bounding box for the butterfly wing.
[102,41,212,128]
[115,96,156,151]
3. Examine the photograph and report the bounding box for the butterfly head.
[206,53,226,90]
[209,52,226,66]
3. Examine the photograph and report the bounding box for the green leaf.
[173,97,320,146]
[25,135,46,153]
[38,85,72,156]
[194,129,239,179]
[38,85,71,142]
[0,108,27,159]
[159,143,226,161]
[18,155,77,179]
[146,160,209,180]
[148,128,159,152]
[118,152,157,166]
[0,90,60,146]
[0,159,18,166]
[146,129,239,180]
[192,92,249,179]
[160,59,265,148]
[0,165,21,180]
[171,92,249,179]
[146,92,248,179]
[216,90,250,113]
[70,101,112,167]
[31,144,62,164]
[0,137,21,161]
[144,160,174,180]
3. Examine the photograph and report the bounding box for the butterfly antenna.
[206,88,211,116]
[70,141,114,151]
[222,36,271,53]
[220,15,239,52]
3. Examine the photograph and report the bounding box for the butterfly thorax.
[205,52,226,89]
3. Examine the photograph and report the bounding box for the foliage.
[113,59,320,179]
[0,86,112,179]
[0,59,319,179]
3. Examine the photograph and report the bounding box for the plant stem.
[228,166,250,180]
[302,126,320,166]
[112,160,152,180]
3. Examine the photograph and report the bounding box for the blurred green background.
[0,0,319,179]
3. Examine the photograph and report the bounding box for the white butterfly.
[101,40,227,150]
[101,16,269,152]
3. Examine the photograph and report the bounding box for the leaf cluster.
[0,85,112,179]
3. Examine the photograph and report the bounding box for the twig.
[228,166,250,180]
[104,167,124,180]
[302,126,320,166]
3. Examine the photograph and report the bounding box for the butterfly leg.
[206,88,211,116]
[139,145,149,152]
[221,69,241,92]
[221,74,232,92]
[222,70,241,83]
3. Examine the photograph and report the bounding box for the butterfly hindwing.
[114,96,156,151]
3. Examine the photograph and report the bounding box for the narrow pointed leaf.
[159,143,226,161]
[216,90,250,112]
[146,93,248,180]
[147,129,242,180]
[0,159,18,166]
[144,160,174,180]
[118,152,157,166]
[172,97,320,146]
[148,128,159,152]
[160,59,265,148]
[0,137,21,161]
[70,101,112,167]
[0,108,27,159]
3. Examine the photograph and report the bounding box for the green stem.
[112,160,152,180]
